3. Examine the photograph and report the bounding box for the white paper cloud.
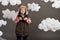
[41,0,60,8]
[38,18,60,32]
[27,2,41,11]
[0,0,21,6]
[0,19,7,27]
[2,9,18,21]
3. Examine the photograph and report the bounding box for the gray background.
[0,0,60,40]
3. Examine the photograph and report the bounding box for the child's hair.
[17,4,28,17]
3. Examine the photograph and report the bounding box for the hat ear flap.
[26,11,28,15]
[26,9,28,15]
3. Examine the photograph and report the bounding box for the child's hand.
[13,17,19,23]
[24,17,28,20]
[26,18,32,24]
[19,17,22,20]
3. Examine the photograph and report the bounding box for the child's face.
[20,8,25,15]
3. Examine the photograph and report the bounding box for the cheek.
[23,10,25,13]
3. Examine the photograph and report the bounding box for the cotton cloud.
[27,2,41,12]
[52,0,60,8]
[0,31,3,36]
[0,20,7,39]
[41,0,56,3]
[41,0,60,8]
[38,18,60,32]
[0,19,7,27]
[2,9,18,21]
[0,37,6,40]
[0,0,21,6]
[41,0,50,3]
